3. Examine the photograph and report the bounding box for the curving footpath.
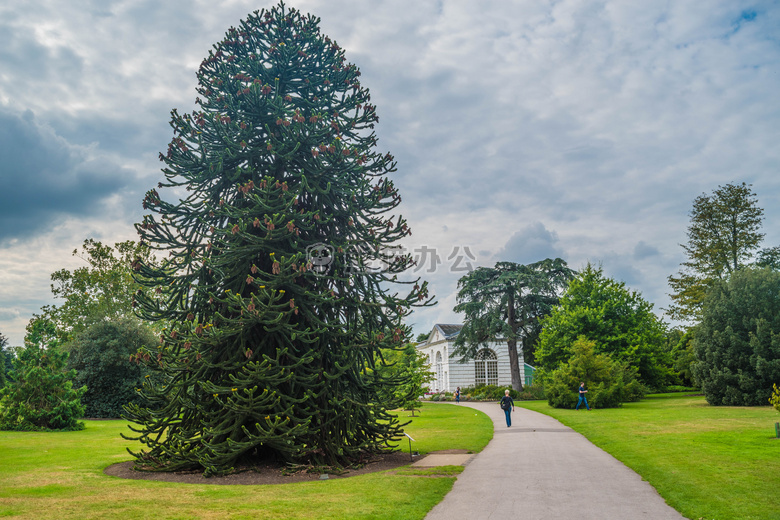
[424,402,684,520]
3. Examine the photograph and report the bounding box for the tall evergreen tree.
[125,3,430,476]
[0,331,9,387]
[453,259,574,391]
[0,319,86,431]
[692,267,780,406]
[667,182,764,322]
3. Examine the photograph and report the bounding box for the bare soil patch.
[104,451,415,485]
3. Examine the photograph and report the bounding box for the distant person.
[455,387,461,404]
[576,382,591,411]
[500,389,515,427]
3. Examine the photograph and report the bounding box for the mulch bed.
[104,451,415,485]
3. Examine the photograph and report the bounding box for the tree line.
[452,182,780,408]
[0,0,776,478]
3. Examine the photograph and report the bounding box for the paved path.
[424,402,684,520]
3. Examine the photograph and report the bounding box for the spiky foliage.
[124,3,430,476]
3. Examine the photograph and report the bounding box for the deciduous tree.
[453,259,574,391]
[376,343,432,416]
[68,319,159,418]
[543,338,644,409]
[124,3,430,476]
[42,239,155,342]
[756,246,780,270]
[537,264,671,390]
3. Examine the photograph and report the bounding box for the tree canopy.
[692,267,780,406]
[667,182,764,322]
[0,331,10,387]
[41,239,154,342]
[536,264,671,390]
[124,3,430,476]
[68,319,159,418]
[453,259,575,390]
[375,343,432,415]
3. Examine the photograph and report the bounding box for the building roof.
[436,324,463,338]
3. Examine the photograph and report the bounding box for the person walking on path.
[424,402,685,520]
[576,382,591,411]
[499,389,515,426]
[455,387,460,404]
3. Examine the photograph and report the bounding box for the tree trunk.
[506,290,523,391]
[507,338,523,392]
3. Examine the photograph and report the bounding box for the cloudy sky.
[1,0,778,346]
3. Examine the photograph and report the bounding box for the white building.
[416,324,531,392]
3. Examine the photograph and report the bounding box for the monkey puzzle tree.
[124,3,430,476]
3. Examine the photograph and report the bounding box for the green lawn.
[0,403,492,520]
[520,394,780,520]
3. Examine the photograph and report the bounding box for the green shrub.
[770,384,780,413]
[67,319,158,418]
[693,267,780,406]
[459,385,518,401]
[543,338,645,409]
[0,319,86,431]
[516,384,546,400]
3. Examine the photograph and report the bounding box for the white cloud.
[1,0,779,343]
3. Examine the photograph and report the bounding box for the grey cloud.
[493,222,565,265]
[0,108,133,242]
[0,0,778,342]
[0,22,84,86]
[634,241,661,260]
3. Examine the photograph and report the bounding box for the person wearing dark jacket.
[500,389,515,427]
[576,382,591,411]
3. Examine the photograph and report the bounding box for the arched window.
[475,349,498,386]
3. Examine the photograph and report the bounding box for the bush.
[660,385,699,394]
[693,267,780,406]
[459,385,518,401]
[67,319,158,418]
[0,319,86,431]
[543,338,645,409]
[515,384,546,401]
[771,384,780,413]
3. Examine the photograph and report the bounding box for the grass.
[520,394,780,520]
[393,466,464,477]
[395,405,492,454]
[0,403,492,520]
